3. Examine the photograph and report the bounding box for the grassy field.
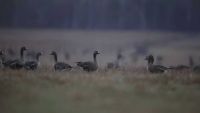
[0,30,200,113]
[0,68,200,113]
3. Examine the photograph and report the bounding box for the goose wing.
[55,62,72,71]
[149,65,167,73]
[76,61,97,71]
[9,60,24,69]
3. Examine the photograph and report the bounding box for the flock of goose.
[145,55,200,73]
[0,46,100,72]
[0,46,200,73]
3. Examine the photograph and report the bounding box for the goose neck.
[53,54,58,63]
[93,54,97,66]
[36,55,41,62]
[20,49,25,61]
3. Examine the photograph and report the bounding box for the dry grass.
[0,68,200,113]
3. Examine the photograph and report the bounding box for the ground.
[0,68,200,113]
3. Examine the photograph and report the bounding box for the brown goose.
[145,55,169,73]
[24,52,42,70]
[76,51,100,72]
[50,51,72,71]
[3,46,27,69]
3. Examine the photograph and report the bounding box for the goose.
[145,55,169,73]
[24,52,42,70]
[50,51,72,71]
[76,51,100,72]
[2,46,27,69]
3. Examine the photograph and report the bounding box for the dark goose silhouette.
[24,52,42,70]
[76,51,100,72]
[145,55,169,73]
[50,51,72,71]
[2,46,27,69]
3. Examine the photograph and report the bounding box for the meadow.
[0,68,200,113]
[0,30,200,113]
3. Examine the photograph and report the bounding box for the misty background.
[0,0,200,67]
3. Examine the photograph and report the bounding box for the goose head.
[21,46,27,52]
[94,51,100,56]
[145,55,154,65]
[50,51,57,56]
[37,52,42,56]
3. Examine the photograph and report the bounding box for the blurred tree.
[0,0,199,31]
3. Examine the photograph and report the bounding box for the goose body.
[24,52,42,70]
[148,64,168,73]
[77,61,98,72]
[54,62,72,71]
[145,55,168,73]
[77,51,100,72]
[50,51,72,71]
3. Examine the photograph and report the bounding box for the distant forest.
[0,0,200,31]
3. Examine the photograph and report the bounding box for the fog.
[0,30,199,67]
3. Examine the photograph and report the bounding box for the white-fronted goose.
[145,55,168,73]
[76,51,100,72]
[50,51,72,71]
